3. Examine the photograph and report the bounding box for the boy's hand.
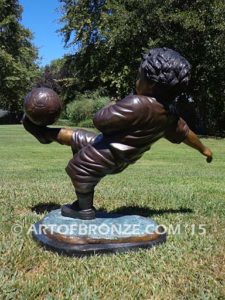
[202,147,213,163]
[22,114,52,144]
[183,130,213,163]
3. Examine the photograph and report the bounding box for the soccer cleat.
[61,201,96,220]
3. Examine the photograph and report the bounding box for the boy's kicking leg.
[22,116,99,219]
[22,115,97,149]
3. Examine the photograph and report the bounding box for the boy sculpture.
[23,47,213,220]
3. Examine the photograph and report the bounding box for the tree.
[59,0,225,133]
[157,0,225,133]
[0,0,39,112]
[36,57,82,105]
[36,63,62,96]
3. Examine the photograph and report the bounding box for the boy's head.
[136,47,191,103]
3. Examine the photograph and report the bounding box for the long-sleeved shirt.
[93,95,189,163]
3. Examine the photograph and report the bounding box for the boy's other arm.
[164,117,213,163]
[183,129,213,163]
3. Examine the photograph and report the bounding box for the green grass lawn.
[0,125,224,299]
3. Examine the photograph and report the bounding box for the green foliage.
[59,0,225,133]
[66,90,110,126]
[66,98,94,124]
[0,0,39,112]
[78,118,94,128]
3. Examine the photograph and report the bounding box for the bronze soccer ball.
[24,88,62,126]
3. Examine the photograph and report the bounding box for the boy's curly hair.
[140,47,191,98]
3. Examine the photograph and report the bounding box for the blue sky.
[19,0,71,66]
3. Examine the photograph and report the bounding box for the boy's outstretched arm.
[183,129,213,163]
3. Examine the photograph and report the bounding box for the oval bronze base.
[32,209,166,256]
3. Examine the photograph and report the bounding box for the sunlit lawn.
[0,125,224,299]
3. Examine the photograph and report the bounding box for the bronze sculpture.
[23,47,213,223]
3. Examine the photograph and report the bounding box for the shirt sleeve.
[164,117,190,144]
[93,95,146,135]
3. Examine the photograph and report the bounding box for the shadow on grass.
[109,206,193,217]
[31,202,61,214]
[31,203,193,217]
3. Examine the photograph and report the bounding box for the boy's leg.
[53,128,99,219]
[22,117,100,219]
[70,129,98,153]
[62,139,127,220]
[22,115,97,148]
[22,115,66,144]
[44,127,97,149]
[57,129,99,219]
[45,128,74,145]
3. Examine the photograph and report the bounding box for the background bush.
[65,90,110,127]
